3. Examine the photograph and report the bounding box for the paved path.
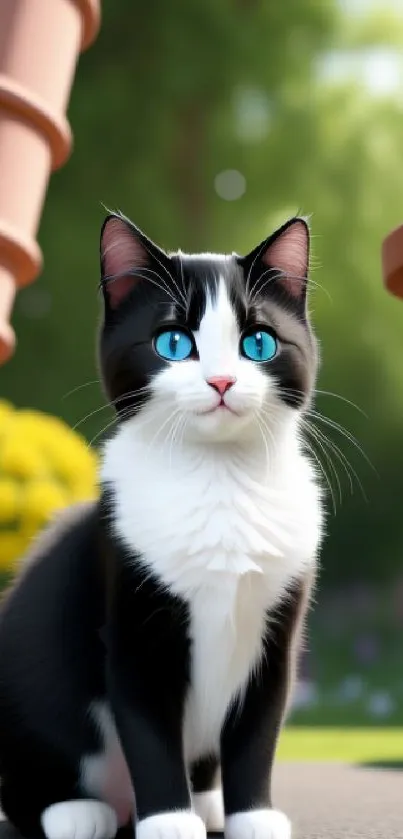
[0,763,402,838]
[273,762,402,838]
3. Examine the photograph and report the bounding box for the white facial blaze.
[195,279,239,380]
[149,272,273,442]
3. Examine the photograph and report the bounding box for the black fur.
[0,498,308,836]
[0,505,104,838]
[0,499,307,835]
[221,585,304,815]
[0,212,316,838]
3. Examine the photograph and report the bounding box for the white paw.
[41,800,118,839]
[225,809,291,839]
[193,790,224,831]
[137,811,206,839]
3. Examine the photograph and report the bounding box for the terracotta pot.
[0,0,101,363]
[382,224,403,299]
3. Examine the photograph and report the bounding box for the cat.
[0,212,324,839]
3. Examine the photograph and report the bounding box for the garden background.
[1,0,403,743]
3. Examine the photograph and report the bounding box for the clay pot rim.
[382,224,403,299]
[0,222,43,288]
[0,75,72,170]
[74,0,101,51]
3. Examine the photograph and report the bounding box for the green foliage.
[2,1,403,586]
[278,728,403,762]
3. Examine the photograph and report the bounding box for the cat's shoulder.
[2,501,101,607]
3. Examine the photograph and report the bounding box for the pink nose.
[207,376,237,396]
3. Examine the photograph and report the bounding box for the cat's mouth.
[197,400,240,417]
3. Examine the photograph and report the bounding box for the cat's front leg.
[108,654,206,839]
[106,573,206,839]
[221,575,312,839]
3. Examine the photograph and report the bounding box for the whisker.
[71,386,154,433]
[103,267,182,311]
[257,408,280,460]
[313,389,367,418]
[177,414,189,449]
[288,273,332,303]
[322,432,368,503]
[245,241,271,296]
[110,386,152,405]
[306,420,368,502]
[248,267,332,305]
[146,408,182,454]
[301,423,337,513]
[140,243,188,310]
[72,403,112,432]
[248,266,280,305]
[177,250,187,302]
[166,415,179,466]
[87,400,151,449]
[306,410,376,475]
[62,380,101,400]
[255,414,271,470]
[130,268,185,309]
[167,412,187,467]
[302,420,341,508]
[281,384,366,418]
[140,265,187,311]
[87,415,125,449]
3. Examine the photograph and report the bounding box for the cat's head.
[98,213,318,444]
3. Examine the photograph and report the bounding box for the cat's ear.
[100,213,167,310]
[242,217,310,303]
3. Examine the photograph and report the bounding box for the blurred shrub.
[0,400,98,579]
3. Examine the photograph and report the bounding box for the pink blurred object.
[0,0,101,363]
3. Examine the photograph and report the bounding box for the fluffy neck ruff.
[101,410,322,595]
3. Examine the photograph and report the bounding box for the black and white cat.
[0,213,323,839]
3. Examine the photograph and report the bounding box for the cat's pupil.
[170,332,180,356]
[255,333,263,358]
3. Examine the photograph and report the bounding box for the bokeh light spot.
[214,169,246,201]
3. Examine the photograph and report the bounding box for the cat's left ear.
[100,213,170,311]
[241,217,310,304]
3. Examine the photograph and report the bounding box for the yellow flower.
[70,480,99,503]
[50,441,97,487]
[21,480,69,528]
[0,438,48,479]
[0,400,14,424]
[0,533,28,570]
[0,403,100,574]
[0,479,19,523]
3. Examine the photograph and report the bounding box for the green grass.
[277,727,403,764]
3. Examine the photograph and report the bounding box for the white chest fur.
[101,421,322,761]
[183,574,270,761]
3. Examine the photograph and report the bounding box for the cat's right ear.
[100,214,167,310]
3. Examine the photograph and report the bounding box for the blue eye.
[155,329,194,361]
[241,330,277,362]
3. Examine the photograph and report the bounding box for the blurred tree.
[2,0,403,583]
